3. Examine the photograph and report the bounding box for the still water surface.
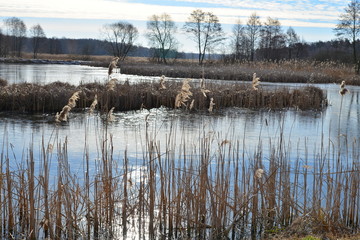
[0,63,359,176]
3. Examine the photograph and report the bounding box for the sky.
[0,0,349,53]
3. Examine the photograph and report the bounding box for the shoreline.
[1,56,359,85]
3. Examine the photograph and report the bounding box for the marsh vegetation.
[0,63,359,239]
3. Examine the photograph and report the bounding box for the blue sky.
[0,0,349,53]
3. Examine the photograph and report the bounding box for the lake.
[0,63,359,239]
[1,63,359,164]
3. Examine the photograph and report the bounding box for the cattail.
[107,107,115,122]
[67,91,81,108]
[159,75,166,90]
[201,88,210,98]
[255,168,264,179]
[339,88,349,96]
[107,78,117,91]
[54,90,81,122]
[108,57,120,76]
[252,73,260,90]
[339,80,349,96]
[340,80,345,89]
[175,79,193,108]
[189,99,195,110]
[208,97,215,113]
[55,105,71,122]
[89,94,98,114]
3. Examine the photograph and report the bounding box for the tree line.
[0,1,359,67]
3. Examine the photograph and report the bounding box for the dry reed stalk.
[175,79,193,108]
[89,94,98,114]
[28,148,36,240]
[67,90,81,108]
[6,155,14,239]
[106,78,117,91]
[108,57,120,76]
[55,105,71,122]
[252,73,260,90]
[159,75,167,90]
[208,98,215,113]
[122,151,128,235]
[55,90,81,122]
[107,107,115,122]
[189,99,195,110]
[200,88,210,98]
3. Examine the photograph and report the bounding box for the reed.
[0,78,327,114]
[111,59,360,85]
[0,113,359,239]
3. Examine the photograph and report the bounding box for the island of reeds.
[0,75,327,115]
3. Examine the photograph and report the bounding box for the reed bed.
[0,111,359,239]
[0,78,327,114]
[112,59,359,86]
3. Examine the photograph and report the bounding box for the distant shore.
[1,54,359,85]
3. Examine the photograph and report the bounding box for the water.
[0,63,168,85]
[0,63,359,238]
[1,64,359,168]
[0,65,358,166]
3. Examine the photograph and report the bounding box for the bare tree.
[102,21,138,61]
[0,28,7,57]
[335,0,360,73]
[146,13,178,64]
[183,9,224,65]
[3,17,27,57]
[259,17,285,60]
[231,19,250,62]
[30,24,46,59]
[246,13,262,61]
[286,27,300,59]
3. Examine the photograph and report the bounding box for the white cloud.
[0,0,343,28]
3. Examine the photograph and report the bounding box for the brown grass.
[0,115,359,239]
[0,79,327,114]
